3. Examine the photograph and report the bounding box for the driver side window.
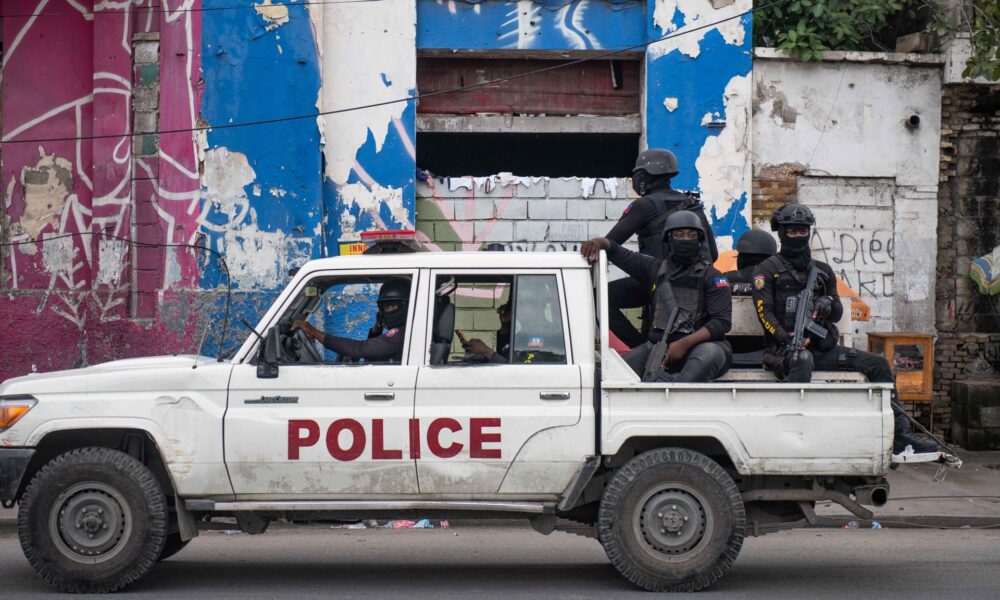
[272,275,413,365]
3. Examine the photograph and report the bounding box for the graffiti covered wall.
[1,0,751,381]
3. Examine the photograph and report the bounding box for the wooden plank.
[417,57,640,116]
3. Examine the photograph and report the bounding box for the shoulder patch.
[714,277,730,288]
[623,203,633,215]
[384,328,400,338]
[753,274,766,290]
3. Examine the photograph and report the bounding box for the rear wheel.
[598,448,745,592]
[17,447,168,593]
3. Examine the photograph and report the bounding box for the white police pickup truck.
[0,250,915,593]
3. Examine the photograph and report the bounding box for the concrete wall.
[752,50,944,346]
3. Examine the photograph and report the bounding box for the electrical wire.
[1,0,787,146]
[1,0,386,19]
[0,230,234,362]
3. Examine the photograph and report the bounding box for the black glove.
[813,296,833,321]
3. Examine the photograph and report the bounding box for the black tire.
[17,447,168,593]
[598,448,745,592]
[157,532,191,561]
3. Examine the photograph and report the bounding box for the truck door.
[414,272,583,495]
[225,270,420,498]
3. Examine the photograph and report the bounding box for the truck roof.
[299,251,592,273]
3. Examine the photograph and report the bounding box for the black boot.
[892,400,939,454]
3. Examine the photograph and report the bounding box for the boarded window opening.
[416,56,641,177]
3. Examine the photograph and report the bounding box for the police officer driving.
[292,278,410,363]
[582,210,732,383]
[752,204,939,454]
[604,149,718,348]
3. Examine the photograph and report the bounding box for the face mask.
[669,238,701,263]
[778,229,811,269]
[737,254,766,272]
[380,302,407,328]
[631,171,649,195]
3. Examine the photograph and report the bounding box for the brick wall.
[934,84,1000,438]
[751,163,804,227]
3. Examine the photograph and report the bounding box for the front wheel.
[598,448,745,592]
[17,447,168,593]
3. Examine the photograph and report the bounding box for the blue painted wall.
[418,0,645,50]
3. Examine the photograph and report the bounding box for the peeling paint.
[96,239,127,287]
[695,73,751,251]
[580,178,620,199]
[322,2,416,185]
[253,0,290,31]
[338,182,410,228]
[663,97,679,112]
[649,0,748,59]
[18,151,74,239]
[202,147,256,224]
[223,227,311,289]
[42,236,75,278]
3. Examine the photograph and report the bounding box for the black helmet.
[735,228,777,256]
[378,278,410,304]
[662,210,705,240]
[378,278,410,328]
[633,148,679,177]
[770,203,816,231]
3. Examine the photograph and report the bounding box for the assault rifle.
[787,265,829,366]
[643,279,681,382]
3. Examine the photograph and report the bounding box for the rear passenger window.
[512,275,567,364]
[430,273,567,365]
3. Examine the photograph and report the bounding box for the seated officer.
[292,278,410,363]
[460,301,512,364]
[752,203,939,454]
[725,228,777,296]
[724,228,777,366]
[582,211,732,382]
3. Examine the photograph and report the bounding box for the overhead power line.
[1,0,386,19]
[2,0,785,146]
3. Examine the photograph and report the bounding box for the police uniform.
[607,241,732,382]
[321,326,406,363]
[606,191,718,348]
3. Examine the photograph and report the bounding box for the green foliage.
[753,0,936,61]
[964,1,1000,80]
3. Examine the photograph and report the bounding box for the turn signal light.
[0,396,37,431]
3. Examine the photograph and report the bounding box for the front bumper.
[0,448,35,505]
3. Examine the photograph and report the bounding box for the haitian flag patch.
[714,277,730,288]
[384,328,400,337]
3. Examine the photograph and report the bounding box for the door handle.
[539,391,571,401]
[364,392,395,401]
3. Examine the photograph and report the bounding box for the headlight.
[0,395,37,431]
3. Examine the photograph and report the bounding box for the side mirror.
[257,328,280,379]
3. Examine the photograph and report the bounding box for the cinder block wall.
[415,176,637,253]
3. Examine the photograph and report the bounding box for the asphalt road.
[2,525,999,599]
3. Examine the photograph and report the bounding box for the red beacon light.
[359,229,419,254]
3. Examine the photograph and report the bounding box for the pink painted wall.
[1,1,204,382]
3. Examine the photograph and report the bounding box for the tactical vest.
[760,255,838,350]
[637,190,703,259]
[648,261,707,343]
